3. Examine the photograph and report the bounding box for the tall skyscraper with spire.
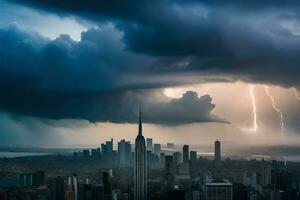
[134,106,147,200]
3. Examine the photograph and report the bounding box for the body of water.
[0,151,51,158]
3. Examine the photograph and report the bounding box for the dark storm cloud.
[6,0,300,88]
[3,0,300,124]
[0,24,220,124]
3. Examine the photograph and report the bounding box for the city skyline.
[2,1,300,199]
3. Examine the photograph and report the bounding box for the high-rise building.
[154,144,161,156]
[134,106,147,200]
[183,145,189,163]
[206,178,232,200]
[18,173,34,187]
[83,179,93,200]
[146,138,153,152]
[165,156,174,175]
[173,152,182,165]
[93,185,104,200]
[160,153,166,168]
[65,177,75,200]
[49,176,64,200]
[72,174,78,200]
[101,139,114,155]
[35,170,45,187]
[107,139,113,153]
[118,139,131,167]
[82,150,90,159]
[103,171,112,195]
[190,151,197,162]
[215,140,221,162]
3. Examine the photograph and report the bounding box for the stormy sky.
[1,0,300,146]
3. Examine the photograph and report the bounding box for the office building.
[215,140,221,162]
[165,156,174,175]
[101,139,113,155]
[183,145,189,163]
[103,171,112,195]
[118,139,131,167]
[154,144,161,156]
[65,177,75,200]
[173,152,182,165]
[134,107,147,200]
[190,151,197,162]
[206,178,232,200]
[146,138,153,152]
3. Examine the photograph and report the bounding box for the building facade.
[134,107,147,200]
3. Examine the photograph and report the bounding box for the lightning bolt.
[249,85,258,132]
[292,88,300,101]
[264,86,284,135]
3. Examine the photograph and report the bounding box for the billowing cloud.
[0,24,221,124]
[3,0,300,127]
[5,0,300,89]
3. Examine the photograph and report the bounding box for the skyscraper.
[206,178,232,200]
[215,140,221,162]
[134,106,147,200]
[190,151,197,162]
[173,152,182,165]
[183,145,189,163]
[154,144,161,156]
[65,177,75,200]
[72,173,78,200]
[146,138,153,152]
[118,139,131,167]
[106,139,113,153]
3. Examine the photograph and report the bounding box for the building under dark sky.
[134,107,147,200]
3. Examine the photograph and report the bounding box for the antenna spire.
[138,104,142,136]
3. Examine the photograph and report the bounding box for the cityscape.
[0,109,300,200]
[2,0,300,200]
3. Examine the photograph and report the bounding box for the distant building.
[173,152,182,165]
[206,178,232,200]
[118,139,131,167]
[160,153,166,168]
[215,140,221,162]
[72,174,78,200]
[92,185,104,200]
[18,173,34,187]
[101,139,113,155]
[190,151,197,162]
[103,171,112,195]
[146,138,153,152]
[65,177,75,200]
[134,106,147,200]
[83,180,93,200]
[82,150,90,159]
[49,176,65,200]
[106,139,113,153]
[154,144,161,156]
[91,148,101,159]
[183,145,189,163]
[18,170,45,187]
[35,170,45,187]
[165,156,174,175]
